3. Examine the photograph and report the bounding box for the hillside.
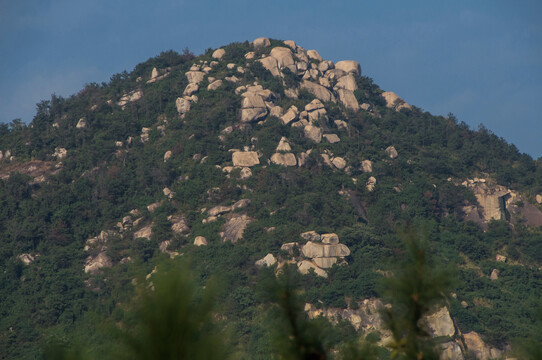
[1,37,541,359]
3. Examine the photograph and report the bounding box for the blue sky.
[1,0,541,158]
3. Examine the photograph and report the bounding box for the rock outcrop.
[232,151,260,167]
[382,91,411,111]
[271,152,297,166]
[220,214,252,243]
[240,94,268,123]
[255,253,277,267]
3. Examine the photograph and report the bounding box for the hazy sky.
[1,0,541,158]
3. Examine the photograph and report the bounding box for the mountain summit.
[0,37,541,359]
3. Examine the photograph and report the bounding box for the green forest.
[0,39,541,359]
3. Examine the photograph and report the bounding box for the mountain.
[0,37,541,359]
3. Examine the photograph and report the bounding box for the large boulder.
[300,231,321,242]
[259,56,280,77]
[301,241,350,258]
[84,252,112,274]
[169,214,189,234]
[255,253,277,267]
[176,97,191,116]
[304,125,322,143]
[334,74,358,91]
[207,79,223,90]
[276,137,292,151]
[361,160,373,173]
[270,47,295,70]
[212,48,226,59]
[300,80,336,103]
[183,83,199,96]
[307,50,323,61]
[194,236,208,246]
[134,225,152,240]
[298,260,328,277]
[271,153,297,166]
[423,307,455,337]
[385,146,398,159]
[335,60,361,75]
[76,118,87,129]
[253,37,271,49]
[280,106,299,125]
[185,71,205,84]
[323,134,340,144]
[463,332,502,360]
[337,89,359,111]
[232,151,260,167]
[240,94,268,123]
[321,233,339,244]
[381,91,412,111]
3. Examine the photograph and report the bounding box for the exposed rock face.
[496,254,507,262]
[18,253,36,265]
[255,253,277,267]
[280,106,299,125]
[331,157,346,170]
[385,146,398,159]
[423,307,455,337]
[337,89,359,111]
[439,342,464,360]
[335,74,358,91]
[382,91,411,111]
[259,56,280,77]
[304,125,322,143]
[271,152,297,166]
[323,134,340,143]
[462,178,542,227]
[302,241,350,258]
[208,205,232,217]
[270,47,295,70]
[183,83,199,96]
[84,252,112,274]
[334,119,348,130]
[134,225,152,240]
[232,151,260,167]
[240,94,268,123]
[307,50,323,61]
[185,71,205,84]
[490,268,499,281]
[253,37,271,49]
[194,236,208,246]
[207,79,223,90]
[212,48,226,59]
[168,214,189,234]
[276,137,292,151]
[164,150,172,162]
[300,80,335,103]
[118,90,143,107]
[463,332,502,360]
[76,118,87,129]
[305,298,385,332]
[300,231,321,242]
[53,147,67,160]
[321,233,339,244]
[361,160,373,173]
[221,215,251,243]
[366,176,377,192]
[176,97,192,117]
[335,60,361,75]
[298,260,328,277]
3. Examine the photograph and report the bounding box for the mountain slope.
[0,37,541,359]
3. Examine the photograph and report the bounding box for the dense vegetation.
[0,40,541,359]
